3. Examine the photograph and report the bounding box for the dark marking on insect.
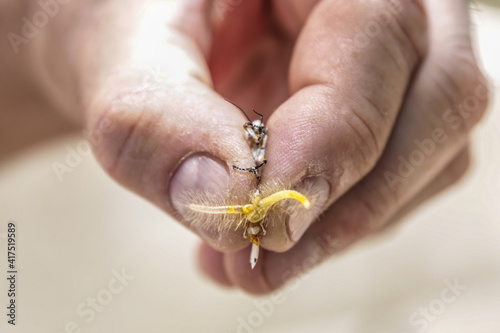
[225,99,268,181]
[232,158,267,180]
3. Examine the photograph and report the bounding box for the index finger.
[261,0,428,251]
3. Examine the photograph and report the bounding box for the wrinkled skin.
[1,0,489,294]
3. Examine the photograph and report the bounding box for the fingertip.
[223,246,273,295]
[288,176,330,242]
[207,235,338,294]
[257,176,330,253]
[262,233,339,290]
[169,153,230,232]
[197,242,233,288]
[262,237,314,290]
[168,152,254,252]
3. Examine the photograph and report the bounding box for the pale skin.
[1,0,489,294]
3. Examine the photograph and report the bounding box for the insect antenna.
[224,99,251,122]
[252,109,264,123]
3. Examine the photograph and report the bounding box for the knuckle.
[459,64,490,128]
[87,93,158,179]
[445,148,471,186]
[435,53,490,134]
[343,103,383,172]
[334,181,393,241]
[375,0,428,66]
[331,0,427,66]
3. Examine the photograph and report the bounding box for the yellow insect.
[187,189,311,269]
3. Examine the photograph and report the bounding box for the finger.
[272,0,323,37]
[75,2,257,251]
[258,0,489,291]
[261,0,428,250]
[381,144,471,231]
[198,242,233,287]
[198,145,471,290]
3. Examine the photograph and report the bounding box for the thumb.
[71,1,254,250]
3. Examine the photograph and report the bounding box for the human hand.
[17,0,487,294]
[196,0,489,293]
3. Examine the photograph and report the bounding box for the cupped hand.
[20,0,488,294]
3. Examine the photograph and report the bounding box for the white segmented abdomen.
[250,243,259,269]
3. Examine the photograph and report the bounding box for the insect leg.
[232,158,267,180]
[244,123,260,142]
[253,133,267,162]
[260,222,266,236]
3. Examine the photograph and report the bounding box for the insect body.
[225,99,271,267]
[189,100,310,269]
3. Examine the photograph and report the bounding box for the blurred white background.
[1,2,499,333]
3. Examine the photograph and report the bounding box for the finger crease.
[351,105,381,156]
[111,110,146,176]
[390,12,423,61]
[380,34,407,75]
